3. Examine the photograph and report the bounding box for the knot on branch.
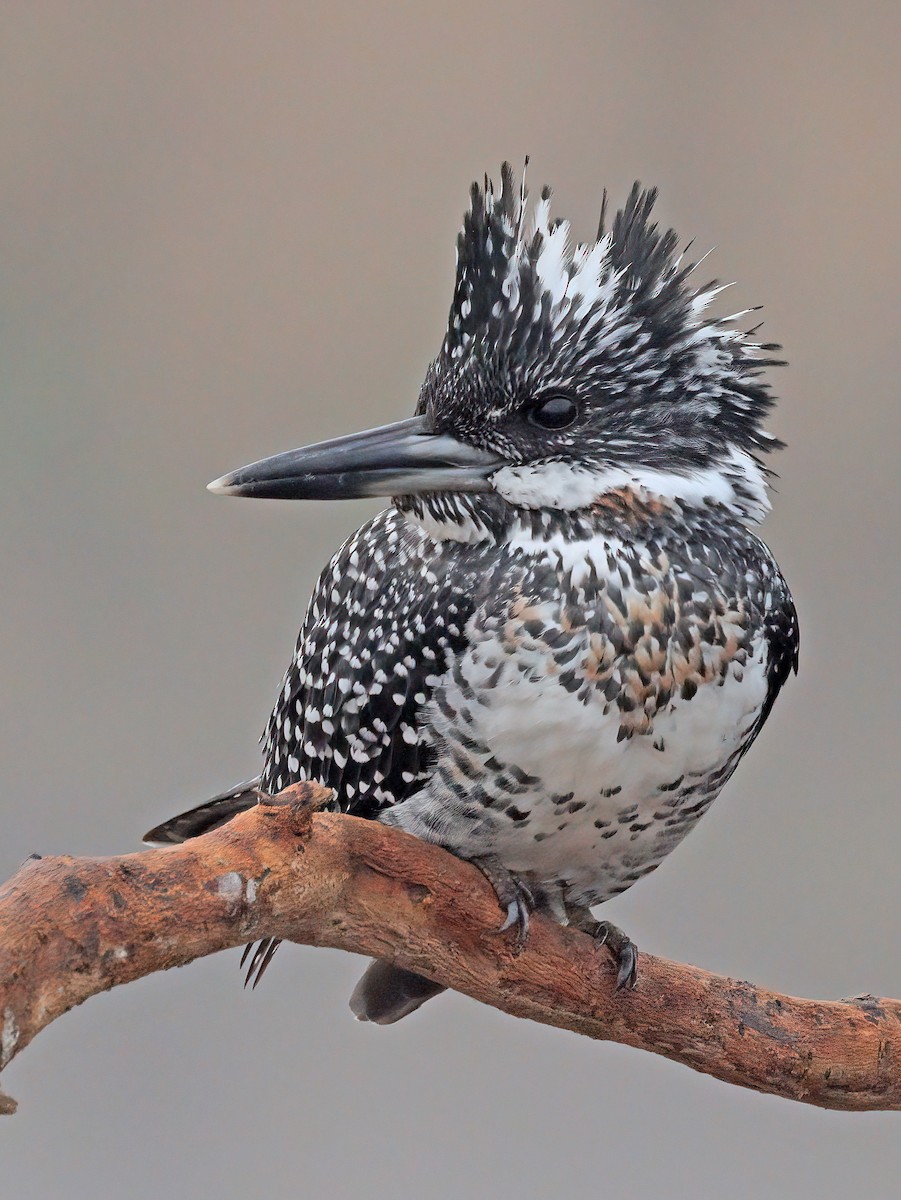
[253,780,334,835]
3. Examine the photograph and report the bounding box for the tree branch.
[0,782,898,1113]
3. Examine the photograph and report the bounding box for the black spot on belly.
[558,670,582,694]
[496,773,526,795]
[681,796,714,816]
[505,804,530,823]
[508,764,541,786]
[659,775,684,792]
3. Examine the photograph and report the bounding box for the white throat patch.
[490,448,770,524]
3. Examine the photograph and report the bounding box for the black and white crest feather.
[424,163,783,491]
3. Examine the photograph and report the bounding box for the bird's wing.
[260,508,477,818]
[740,543,799,755]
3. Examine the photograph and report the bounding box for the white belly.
[386,612,768,907]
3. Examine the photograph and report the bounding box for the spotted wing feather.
[260,508,474,817]
[742,543,799,752]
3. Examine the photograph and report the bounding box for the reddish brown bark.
[0,783,898,1113]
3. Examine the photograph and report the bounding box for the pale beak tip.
[207,473,237,495]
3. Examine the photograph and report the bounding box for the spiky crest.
[432,163,782,470]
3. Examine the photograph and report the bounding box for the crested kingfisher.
[145,165,799,1023]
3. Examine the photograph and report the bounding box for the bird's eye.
[527,394,579,430]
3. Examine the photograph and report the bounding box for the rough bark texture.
[0,783,898,1114]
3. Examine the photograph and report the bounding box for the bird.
[144,163,799,1024]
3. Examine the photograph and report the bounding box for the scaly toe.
[499,887,533,943]
[470,855,534,949]
[592,920,638,990]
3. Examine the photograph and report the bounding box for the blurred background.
[1,3,899,1196]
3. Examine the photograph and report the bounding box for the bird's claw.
[240,936,281,989]
[471,855,534,950]
[499,885,533,941]
[592,920,638,990]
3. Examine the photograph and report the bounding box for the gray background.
[1,3,899,1197]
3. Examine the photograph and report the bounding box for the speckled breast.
[386,502,778,908]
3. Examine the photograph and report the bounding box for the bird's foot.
[589,920,638,990]
[470,854,534,950]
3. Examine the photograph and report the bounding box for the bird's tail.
[349,959,447,1024]
[142,778,262,845]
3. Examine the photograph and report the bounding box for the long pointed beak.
[207,415,501,500]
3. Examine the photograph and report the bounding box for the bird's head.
[210,164,783,534]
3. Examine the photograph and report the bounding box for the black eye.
[527,394,579,430]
